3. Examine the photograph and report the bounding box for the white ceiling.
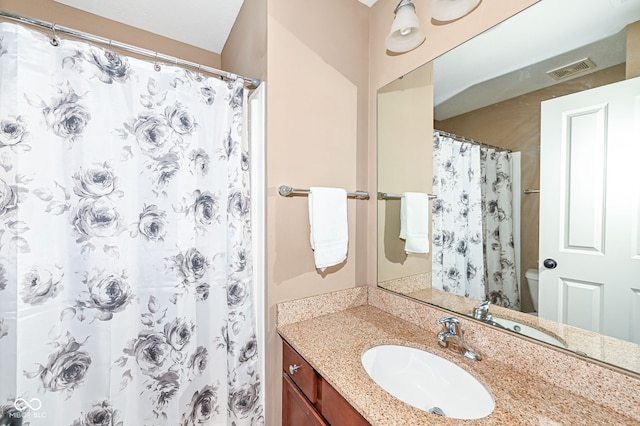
[55,0,379,54]
[55,0,244,53]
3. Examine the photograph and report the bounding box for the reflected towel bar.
[278,185,370,200]
[523,189,540,194]
[378,192,437,200]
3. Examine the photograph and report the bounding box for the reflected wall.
[377,63,433,283]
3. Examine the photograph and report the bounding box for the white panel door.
[539,76,640,343]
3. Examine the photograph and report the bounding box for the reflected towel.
[309,187,349,271]
[400,192,430,254]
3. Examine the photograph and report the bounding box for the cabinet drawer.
[283,341,319,403]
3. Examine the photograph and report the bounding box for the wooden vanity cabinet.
[283,374,328,426]
[282,341,370,426]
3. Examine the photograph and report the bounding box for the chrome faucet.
[473,300,492,321]
[437,316,482,361]
[472,301,507,329]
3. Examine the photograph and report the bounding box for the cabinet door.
[283,373,328,426]
[319,378,371,426]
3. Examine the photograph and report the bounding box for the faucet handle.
[437,316,459,324]
[437,316,482,361]
[473,300,491,320]
[437,316,460,334]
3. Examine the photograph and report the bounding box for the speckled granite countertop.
[277,287,640,425]
[379,274,640,374]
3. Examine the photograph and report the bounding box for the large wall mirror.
[377,0,640,375]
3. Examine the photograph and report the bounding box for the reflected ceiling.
[434,0,640,120]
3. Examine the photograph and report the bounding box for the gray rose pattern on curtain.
[481,149,520,310]
[0,23,263,425]
[432,132,519,309]
[431,133,486,300]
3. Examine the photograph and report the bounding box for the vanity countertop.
[379,275,640,374]
[277,287,640,425]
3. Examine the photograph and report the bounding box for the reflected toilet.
[525,269,539,314]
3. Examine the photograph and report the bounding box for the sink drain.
[428,407,446,416]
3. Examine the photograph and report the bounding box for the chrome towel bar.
[377,192,437,200]
[278,185,370,200]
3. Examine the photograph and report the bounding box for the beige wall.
[436,63,626,312]
[222,0,267,82]
[377,63,433,282]
[627,21,640,79]
[263,0,370,424]
[0,0,221,67]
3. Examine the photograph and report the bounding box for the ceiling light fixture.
[385,0,426,53]
[431,0,482,22]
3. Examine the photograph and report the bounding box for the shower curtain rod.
[435,130,512,153]
[0,9,261,89]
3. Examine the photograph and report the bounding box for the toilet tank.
[525,269,539,312]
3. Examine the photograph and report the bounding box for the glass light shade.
[431,0,481,22]
[385,3,426,53]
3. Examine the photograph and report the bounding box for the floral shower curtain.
[481,148,520,310]
[0,22,263,426]
[431,133,486,300]
[432,132,519,308]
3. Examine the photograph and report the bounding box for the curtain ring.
[195,64,203,82]
[105,39,115,60]
[49,24,60,47]
[154,52,161,72]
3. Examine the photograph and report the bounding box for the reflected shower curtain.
[0,23,263,425]
[431,133,486,300]
[481,149,520,310]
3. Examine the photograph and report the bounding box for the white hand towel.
[308,187,348,271]
[400,192,430,254]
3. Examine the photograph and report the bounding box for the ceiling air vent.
[546,58,596,81]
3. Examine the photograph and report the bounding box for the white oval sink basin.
[361,345,495,420]
[490,317,566,348]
